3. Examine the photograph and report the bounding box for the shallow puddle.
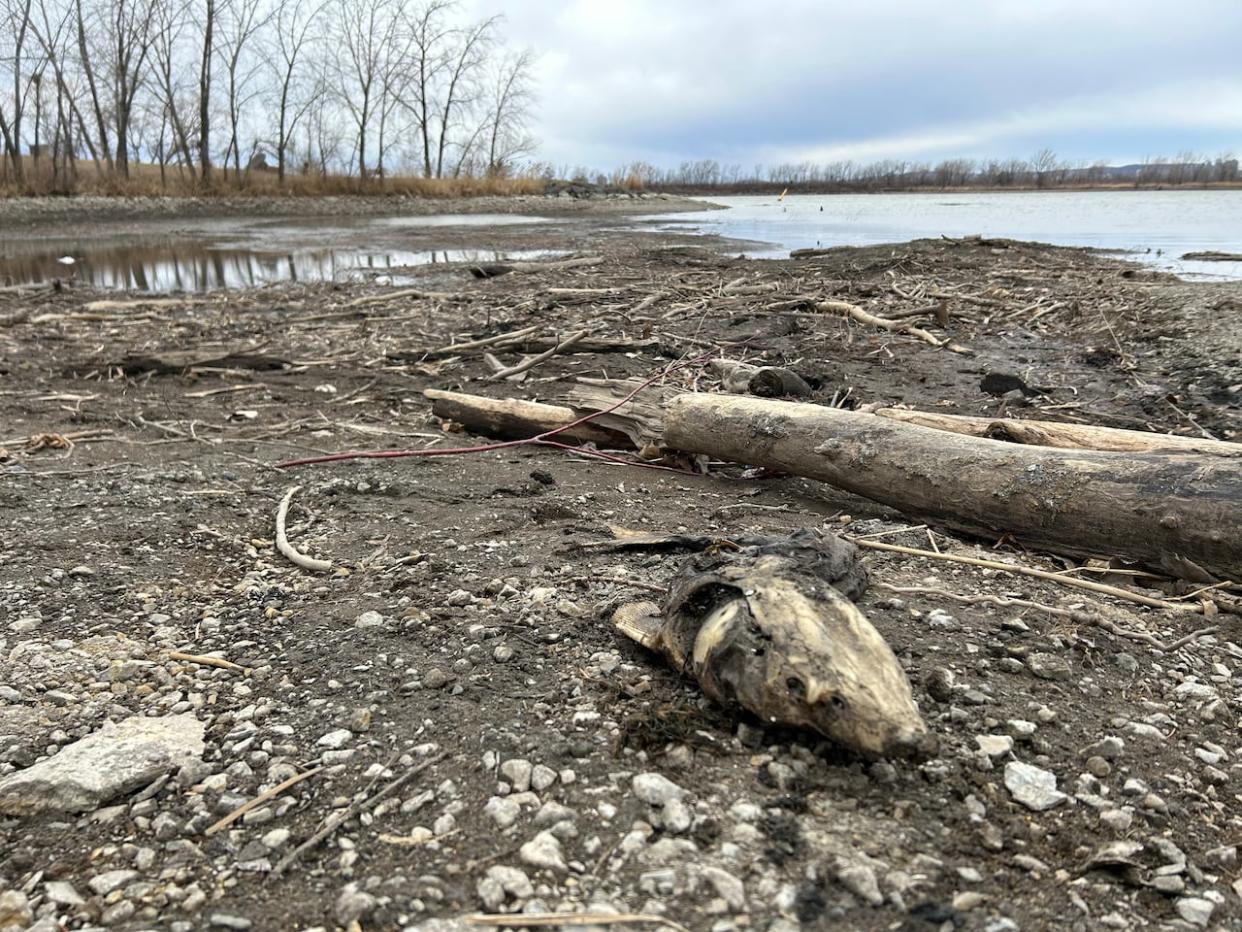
[0,240,561,292]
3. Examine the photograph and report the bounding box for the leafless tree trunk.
[433,15,492,178]
[484,48,534,175]
[269,0,323,184]
[216,0,268,177]
[0,0,37,182]
[198,0,214,181]
[405,0,451,178]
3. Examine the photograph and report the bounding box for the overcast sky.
[470,0,1242,171]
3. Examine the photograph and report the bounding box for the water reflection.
[0,241,560,292]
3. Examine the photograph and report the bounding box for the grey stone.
[0,714,205,816]
[500,759,533,792]
[976,735,1014,758]
[632,772,686,805]
[1027,652,1071,681]
[43,881,84,906]
[519,830,567,872]
[1004,761,1067,811]
[1175,897,1214,928]
[88,869,138,896]
[477,865,532,910]
[835,858,884,906]
[702,866,747,910]
[209,915,253,930]
[354,610,385,628]
[334,884,377,926]
[484,795,521,828]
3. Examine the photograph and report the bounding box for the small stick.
[342,288,454,309]
[487,329,590,381]
[204,767,323,837]
[852,538,1210,614]
[275,486,332,573]
[875,584,1219,651]
[436,324,540,354]
[465,914,692,932]
[169,651,247,673]
[271,753,445,877]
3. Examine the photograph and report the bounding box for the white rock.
[702,866,747,910]
[519,830,567,872]
[88,870,138,896]
[354,610,385,628]
[43,881,84,906]
[1004,761,1067,812]
[632,772,686,806]
[500,759,533,792]
[0,714,205,815]
[976,735,1014,758]
[530,764,558,792]
[835,859,884,906]
[1175,897,1214,928]
[316,729,353,750]
[484,795,521,829]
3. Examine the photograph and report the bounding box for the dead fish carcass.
[615,530,932,758]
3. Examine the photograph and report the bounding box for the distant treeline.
[586,149,1241,193]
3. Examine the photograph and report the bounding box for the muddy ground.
[1,198,1240,932]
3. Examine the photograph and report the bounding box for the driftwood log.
[664,394,1242,581]
[874,408,1242,457]
[423,389,627,446]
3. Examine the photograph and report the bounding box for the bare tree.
[432,14,493,178]
[0,0,38,181]
[216,0,269,176]
[268,0,324,183]
[333,0,404,179]
[404,0,452,178]
[482,47,533,176]
[198,0,214,180]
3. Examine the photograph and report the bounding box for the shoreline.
[0,191,720,233]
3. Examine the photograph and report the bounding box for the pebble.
[976,735,1014,758]
[477,866,532,910]
[1004,761,1067,811]
[354,610,385,628]
[1026,652,1071,680]
[834,859,884,906]
[334,885,377,926]
[632,772,686,805]
[501,759,533,792]
[1175,897,1215,927]
[519,831,567,872]
[702,866,747,911]
[317,729,353,749]
[88,869,138,896]
[530,764,558,791]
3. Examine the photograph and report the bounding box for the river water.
[651,190,1242,280]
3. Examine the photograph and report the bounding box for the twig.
[436,324,540,354]
[851,538,1211,614]
[275,486,332,573]
[271,753,445,877]
[465,914,692,932]
[817,299,972,355]
[874,584,1218,651]
[487,329,590,381]
[342,288,456,309]
[204,767,323,837]
[169,651,247,673]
